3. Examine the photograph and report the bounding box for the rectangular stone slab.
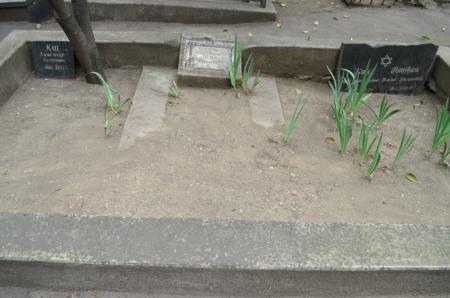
[249,76,285,127]
[177,34,241,88]
[338,43,438,94]
[119,67,174,149]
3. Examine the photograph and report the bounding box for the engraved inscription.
[32,41,75,78]
[189,45,229,71]
[338,43,438,94]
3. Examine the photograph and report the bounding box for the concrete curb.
[0,30,450,295]
[2,30,450,101]
[63,0,277,23]
[0,212,449,296]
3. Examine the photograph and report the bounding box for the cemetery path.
[1,3,450,45]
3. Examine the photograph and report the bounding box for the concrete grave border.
[0,30,449,295]
[63,0,277,24]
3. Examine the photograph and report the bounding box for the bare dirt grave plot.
[0,68,448,224]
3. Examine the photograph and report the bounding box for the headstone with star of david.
[338,43,438,94]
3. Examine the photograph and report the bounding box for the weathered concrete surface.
[0,213,449,296]
[119,67,174,149]
[243,35,341,79]
[63,0,277,24]
[0,33,31,105]
[2,287,450,298]
[249,76,285,127]
[432,46,450,104]
[0,0,51,23]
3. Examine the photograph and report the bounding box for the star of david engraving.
[380,54,393,68]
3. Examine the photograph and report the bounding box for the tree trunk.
[72,0,105,81]
[47,0,104,84]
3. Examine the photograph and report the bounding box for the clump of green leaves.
[229,35,242,90]
[336,109,353,154]
[283,89,307,143]
[169,80,181,98]
[373,95,401,128]
[89,72,131,136]
[432,98,450,163]
[241,54,261,94]
[394,128,415,165]
[367,132,383,179]
[358,119,378,161]
[328,65,375,154]
[343,64,376,116]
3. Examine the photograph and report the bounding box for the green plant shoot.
[242,54,261,94]
[283,89,307,143]
[373,95,400,127]
[336,109,353,154]
[358,119,377,161]
[169,80,181,98]
[229,35,242,90]
[432,98,450,156]
[440,142,449,163]
[367,132,383,178]
[394,128,415,165]
[88,72,132,136]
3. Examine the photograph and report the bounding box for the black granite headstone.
[338,43,438,94]
[31,41,75,78]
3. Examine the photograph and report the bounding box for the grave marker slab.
[31,41,75,79]
[177,35,240,87]
[338,43,438,94]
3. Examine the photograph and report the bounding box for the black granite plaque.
[32,41,75,78]
[338,43,438,94]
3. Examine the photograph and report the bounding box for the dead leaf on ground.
[406,172,417,182]
[325,137,336,144]
[419,35,431,41]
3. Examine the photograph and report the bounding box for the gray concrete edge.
[64,0,277,23]
[0,212,449,295]
[1,212,449,271]
[432,46,450,103]
[1,29,449,107]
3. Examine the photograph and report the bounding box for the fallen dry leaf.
[326,137,336,144]
[406,172,417,182]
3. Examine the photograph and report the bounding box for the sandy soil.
[0,68,448,224]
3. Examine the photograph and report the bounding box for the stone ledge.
[0,212,449,295]
[64,0,277,23]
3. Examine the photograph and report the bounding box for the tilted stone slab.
[249,76,284,127]
[119,67,175,149]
